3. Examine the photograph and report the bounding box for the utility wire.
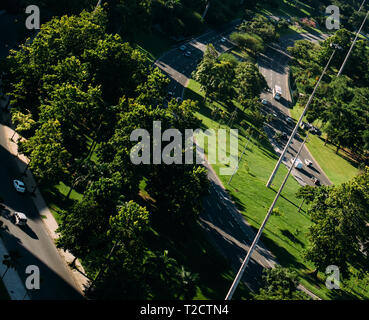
[266,45,338,187]
[225,133,309,300]
[337,8,369,76]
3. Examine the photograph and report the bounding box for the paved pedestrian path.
[0,238,30,300]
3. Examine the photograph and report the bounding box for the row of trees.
[297,167,369,279]
[192,44,268,108]
[288,28,369,157]
[0,0,248,38]
[229,14,285,57]
[2,7,208,299]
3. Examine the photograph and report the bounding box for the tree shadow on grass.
[145,213,252,299]
[41,184,76,215]
[280,229,304,248]
[269,186,306,213]
[260,235,306,271]
[317,137,360,168]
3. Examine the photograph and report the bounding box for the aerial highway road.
[258,31,332,188]
[155,22,328,297]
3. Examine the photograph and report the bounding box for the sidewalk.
[0,238,30,300]
[0,98,89,298]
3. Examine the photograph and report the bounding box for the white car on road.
[13,180,26,193]
[305,159,313,167]
[13,211,28,226]
[286,117,294,124]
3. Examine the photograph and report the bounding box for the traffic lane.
[156,25,237,98]
[200,192,264,292]
[0,143,82,299]
[259,45,331,186]
[264,117,330,187]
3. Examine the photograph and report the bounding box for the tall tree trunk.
[336,144,340,154]
[85,240,121,296]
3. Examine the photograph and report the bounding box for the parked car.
[281,132,288,141]
[220,37,227,43]
[305,159,313,167]
[311,176,321,186]
[13,211,28,226]
[13,180,26,193]
[176,97,183,103]
[310,126,321,136]
[179,45,186,51]
[286,117,294,124]
[261,99,269,105]
[184,50,191,57]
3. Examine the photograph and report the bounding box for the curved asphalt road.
[155,23,329,297]
[258,30,332,187]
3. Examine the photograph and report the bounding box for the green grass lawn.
[41,181,83,225]
[184,78,369,299]
[134,31,176,63]
[258,0,313,18]
[290,103,359,185]
[0,279,9,300]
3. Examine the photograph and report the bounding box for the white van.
[290,157,303,169]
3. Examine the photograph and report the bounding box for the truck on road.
[290,157,303,169]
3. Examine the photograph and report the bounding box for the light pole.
[225,133,309,300]
[265,44,340,188]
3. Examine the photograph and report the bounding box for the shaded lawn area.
[134,31,176,63]
[290,103,359,185]
[39,135,95,224]
[0,279,9,300]
[258,0,314,18]
[185,78,369,299]
[144,212,251,300]
[40,181,83,225]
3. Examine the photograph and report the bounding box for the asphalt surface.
[155,19,241,98]
[0,11,82,300]
[258,31,332,187]
[154,24,331,296]
[155,20,279,293]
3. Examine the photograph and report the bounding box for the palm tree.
[178,266,199,300]
[2,250,21,280]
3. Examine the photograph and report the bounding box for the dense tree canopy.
[302,167,369,276]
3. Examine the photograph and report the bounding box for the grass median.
[185,78,369,299]
[290,103,359,185]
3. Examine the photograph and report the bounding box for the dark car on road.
[311,176,321,186]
